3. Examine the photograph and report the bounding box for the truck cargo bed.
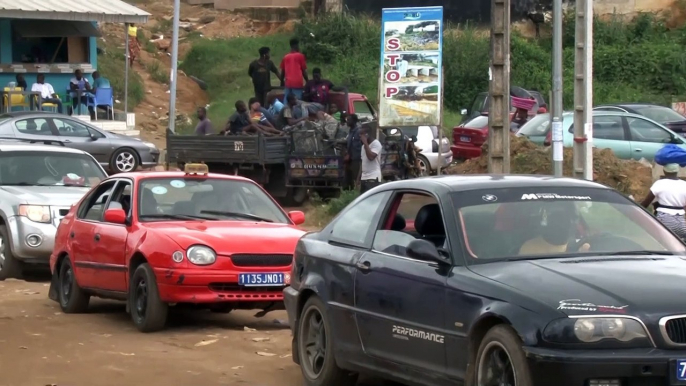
[166,134,289,164]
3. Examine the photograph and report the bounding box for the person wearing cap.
[641,163,686,239]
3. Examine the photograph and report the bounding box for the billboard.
[379,6,444,127]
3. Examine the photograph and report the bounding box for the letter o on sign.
[385,70,400,83]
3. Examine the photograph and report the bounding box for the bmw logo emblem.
[482,194,497,202]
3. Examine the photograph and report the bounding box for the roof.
[378,175,608,192]
[108,172,254,182]
[0,143,88,154]
[0,0,150,24]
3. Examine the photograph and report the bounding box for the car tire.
[58,257,90,313]
[417,155,432,176]
[297,296,358,386]
[473,325,533,386]
[0,225,22,281]
[129,263,168,332]
[110,148,140,174]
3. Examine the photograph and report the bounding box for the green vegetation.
[305,190,359,227]
[97,45,145,109]
[146,60,169,84]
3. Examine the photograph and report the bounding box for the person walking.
[641,163,686,239]
[248,47,281,107]
[127,24,141,67]
[344,114,362,190]
[280,38,308,101]
[359,125,382,194]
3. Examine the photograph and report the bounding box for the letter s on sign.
[386,38,400,51]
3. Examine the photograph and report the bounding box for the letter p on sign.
[385,87,399,98]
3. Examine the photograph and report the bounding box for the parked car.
[0,111,160,173]
[48,164,306,332]
[395,126,452,175]
[461,87,546,121]
[517,111,686,161]
[593,103,686,135]
[0,141,107,280]
[283,175,686,386]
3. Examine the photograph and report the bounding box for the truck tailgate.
[166,135,288,164]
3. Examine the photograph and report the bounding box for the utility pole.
[573,0,593,180]
[551,0,563,177]
[168,0,181,133]
[488,0,511,174]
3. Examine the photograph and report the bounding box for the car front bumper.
[7,215,56,264]
[153,267,290,305]
[422,151,453,171]
[140,148,160,167]
[525,346,686,386]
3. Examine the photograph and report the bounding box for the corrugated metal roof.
[0,0,150,24]
[12,20,102,37]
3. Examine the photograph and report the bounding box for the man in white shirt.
[31,74,63,113]
[359,125,383,194]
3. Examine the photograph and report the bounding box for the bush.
[97,47,145,109]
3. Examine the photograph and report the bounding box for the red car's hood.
[144,221,305,255]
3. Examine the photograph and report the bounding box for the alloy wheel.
[418,157,429,176]
[0,236,5,273]
[115,152,136,172]
[477,341,516,386]
[301,306,327,379]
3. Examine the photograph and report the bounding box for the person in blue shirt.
[92,71,111,92]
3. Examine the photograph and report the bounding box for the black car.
[283,175,686,386]
[594,103,686,136]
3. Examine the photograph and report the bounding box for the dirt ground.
[0,277,390,386]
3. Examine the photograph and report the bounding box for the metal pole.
[488,0,511,174]
[124,23,129,115]
[573,0,593,180]
[551,0,563,177]
[437,67,445,175]
[168,0,181,133]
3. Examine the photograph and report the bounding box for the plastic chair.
[35,94,60,112]
[87,88,114,120]
[3,87,29,111]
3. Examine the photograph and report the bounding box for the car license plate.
[672,359,686,384]
[238,273,284,286]
[460,136,471,142]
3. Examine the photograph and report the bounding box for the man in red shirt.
[280,38,308,101]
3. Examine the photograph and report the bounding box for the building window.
[10,20,97,64]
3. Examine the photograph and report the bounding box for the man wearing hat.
[641,163,686,239]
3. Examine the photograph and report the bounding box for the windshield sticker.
[521,193,591,200]
[482,194,497,202]
[392,325,444,344]
[170,180,186,188]
[66,173,80,180]
[151,186,168,195]
[557,299,628,313]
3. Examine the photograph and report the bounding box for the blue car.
[517,111,686,161]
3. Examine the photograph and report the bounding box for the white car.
[400,126,452,175]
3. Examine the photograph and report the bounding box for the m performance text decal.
[392,325,444,343]
[521,193,591,200]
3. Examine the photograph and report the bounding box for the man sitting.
[69,69,95,119]
[91,71,113,119]
[31,74,63,113]
[221,100,282,136]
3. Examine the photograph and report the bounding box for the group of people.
[11,70,111,120]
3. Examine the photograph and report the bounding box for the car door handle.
[634,148,642,152]
[356,261,371,271]
[70,232,75,238]
[94,233,100,241]
[63,139,71,143]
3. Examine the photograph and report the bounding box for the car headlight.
[543,317,650,345]
[186,245,216,265]
[143,142,157,149]
[19,205,51,223]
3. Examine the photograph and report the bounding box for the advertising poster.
[379,6,443,127]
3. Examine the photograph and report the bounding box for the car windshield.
[463,115,489,128]
[0,151,105,187]
[516,113,551,136]
[633,106,685,124]
[454,187,686,262]
[137,177,290,223]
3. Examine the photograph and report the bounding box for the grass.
[97,43,145,109]
[146,60,169,84]
[304,190,359,228]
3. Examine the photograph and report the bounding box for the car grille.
[209,283,285,292]
[230,254,293,267]
[662,316,686,344]
[208,283,284,300]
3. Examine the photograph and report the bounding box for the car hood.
[470,256,686,318]
[1,185,91,206]
[145,221,305,254]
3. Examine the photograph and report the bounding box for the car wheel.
[110,148,140,174]
[58,257,90,313]
[0,225,22,281]
[475,325,533,386]
[417,155,432,176]
[129,263,168,332]
[297,296,358,386]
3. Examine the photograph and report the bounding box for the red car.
[48,164,306,332]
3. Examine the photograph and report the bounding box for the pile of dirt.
[445,135,653,198]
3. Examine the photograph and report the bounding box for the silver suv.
[0,142,107,280]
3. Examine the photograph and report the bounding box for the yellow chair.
[2,87,29,111]
[37,94,60,113]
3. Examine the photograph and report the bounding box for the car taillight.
[544,130,552,146]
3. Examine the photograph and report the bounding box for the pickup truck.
[166,89,377,205]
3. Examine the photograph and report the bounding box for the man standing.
[359,125,382,194]
[31,74,63,113]
[304,68,334,105]
[280,38,308,101]
[69,69,94,118]
[345,114,362,190]
[194,106,213,135]
[248,47,281,107]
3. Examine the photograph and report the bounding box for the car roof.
[0,142,88,154]
[0,111,62,119]
[107,171,255,182]
[596,103,664,109]
[376,174,610,192]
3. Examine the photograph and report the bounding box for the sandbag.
[654,144,686,166]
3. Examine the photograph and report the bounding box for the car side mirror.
[460,109,467,115]
[406,239,450,265]
[411,135,418,142]
[288,210,305,225]
[103,208,127,224]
